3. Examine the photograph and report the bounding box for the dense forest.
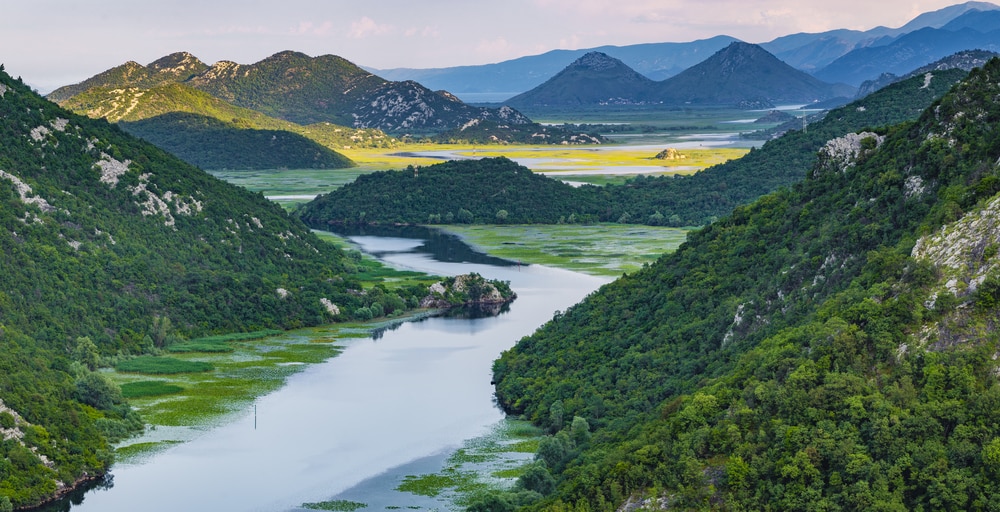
[299,69,966,229]
[297,157,609,226]
[0,68,431,508]
[483,59,1000,510]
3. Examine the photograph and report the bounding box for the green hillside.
[487,59,1000,510]
[121,112,354,170]
[0,69,427,507]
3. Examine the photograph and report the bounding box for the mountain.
[505,52,658,107]
[47,51,209,103]
[856,49,998,97]
[370,36,740,98]
[369,3,998,98]
[505,44,852,109]
[815,9,1000,86]
[0,68,436,507]
[653,42,854,108]
[52,51,538,135]
[487,57,1000,511]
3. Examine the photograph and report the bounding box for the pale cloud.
[292,21,335,36]
[349,16,393,39]
[404,26,440,38]
[475,37,516,61]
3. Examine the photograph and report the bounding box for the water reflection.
[326,224,519,268]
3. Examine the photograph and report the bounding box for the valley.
[8,3,1000,511]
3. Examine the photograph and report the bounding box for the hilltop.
[653,42,854,107]
[488,57,1000,511]
[505,52,657,107]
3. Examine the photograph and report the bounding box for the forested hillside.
[0,68,424,508]
[487,58,1000,510]
[122,112,353,170]
[297,158,606,226]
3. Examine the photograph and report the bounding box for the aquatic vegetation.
[302,499,368,511]
[116,357,214,375]
[120,381,184,398]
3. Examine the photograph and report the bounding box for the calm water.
[60,227,606,512]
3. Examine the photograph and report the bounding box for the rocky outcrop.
[419,273,516,308]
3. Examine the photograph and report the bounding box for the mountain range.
[373,2,1000,98]
[49,50,536,135]
[506,43,853,109]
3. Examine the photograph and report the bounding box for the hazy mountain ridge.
[815,9,1000,85]
[488,57,1000,511]
[370,2,999,98]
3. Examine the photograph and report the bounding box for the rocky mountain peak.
[571,51,627,72]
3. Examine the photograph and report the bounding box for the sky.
[0,0,980,93]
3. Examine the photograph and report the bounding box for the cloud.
[404,25,440,38]
[348,16,392,39]
[292,21,335,36]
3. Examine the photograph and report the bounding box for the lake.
[55,227,607,512]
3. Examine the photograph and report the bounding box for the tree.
[74,372,123,411]
[496,209,509,222]
[72,336,101,371]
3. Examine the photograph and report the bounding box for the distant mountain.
[370,36,740,97]
[505,52,657,107]
[763,0,1000,71]
[855,49,998,97]
[653,42,853,107]
[369,3,998,98]
[815,9,1000,85]
[52,51,539,135]
[505,44,851,109]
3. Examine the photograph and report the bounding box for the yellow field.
[339,143,749,176]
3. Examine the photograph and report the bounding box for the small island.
[420,273,516,309]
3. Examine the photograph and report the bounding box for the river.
[56,227,608,512]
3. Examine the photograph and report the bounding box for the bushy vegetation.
[489,59,1000,510]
